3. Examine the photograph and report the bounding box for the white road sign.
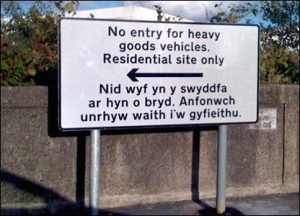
[59,18,259,130]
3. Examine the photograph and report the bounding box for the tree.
[259,1,299,84]
[211,2,259,24]
[1,1,78,86]
[211,1,299,84]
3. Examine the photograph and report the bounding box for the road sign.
[59,18,259,130]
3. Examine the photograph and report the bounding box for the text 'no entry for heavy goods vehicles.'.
[59,18,259,131]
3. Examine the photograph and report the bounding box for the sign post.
[217,125,227,214]
[58,18,259,215]
[90,129,100,215]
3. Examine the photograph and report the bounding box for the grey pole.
[216,125,227,215]
[90,129,101,215]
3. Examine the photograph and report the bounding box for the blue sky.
[77,1,123,10]
[4,1,123,13]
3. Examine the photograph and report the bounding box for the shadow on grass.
[0,170,124,216]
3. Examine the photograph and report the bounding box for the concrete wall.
[1,85,299,209]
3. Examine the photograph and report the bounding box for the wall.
[1,85,299,209]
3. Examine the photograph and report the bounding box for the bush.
[1,2,58,86]
[1,1,78,86]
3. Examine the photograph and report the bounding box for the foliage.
[211,2,258,24]
[54,1,79,16]
[1,1,78,86]
[211,1,299,84]
[154,5,183,22]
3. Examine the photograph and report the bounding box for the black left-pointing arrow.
[127,68,203,82]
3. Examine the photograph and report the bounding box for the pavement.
[1,193,299,215]
[106,193,299,215]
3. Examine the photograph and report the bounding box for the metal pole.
[216,125,227,215]
[90,129,101,215]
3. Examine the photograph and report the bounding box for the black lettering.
[103,53,111,63]
[108,26,125,37]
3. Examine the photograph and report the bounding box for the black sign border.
[58,17,260,132]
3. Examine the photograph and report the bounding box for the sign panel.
[59,18,259,130]
[248,108,277,130]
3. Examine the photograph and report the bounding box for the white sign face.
[59,18,259,130]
